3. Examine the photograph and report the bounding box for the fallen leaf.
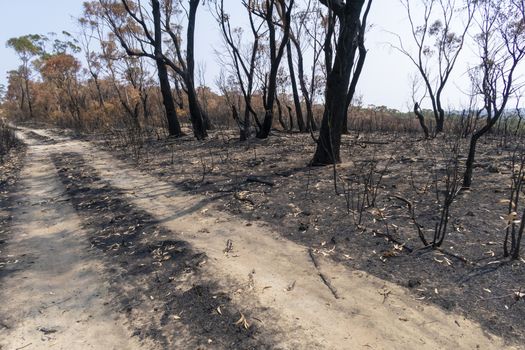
[234,312,250,329]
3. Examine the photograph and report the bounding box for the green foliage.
[6,34,46,62]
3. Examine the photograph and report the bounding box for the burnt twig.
[308,248,340,299]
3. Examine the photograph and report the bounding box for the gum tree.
[311,0,373,165]
[98,0,184,137]
[392,0,475,136]
[6,34,46,119]
[463,0,525,188]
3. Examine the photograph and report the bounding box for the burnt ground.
[51,152,273,349]
[0,140,26,282]
[93,128,525,344]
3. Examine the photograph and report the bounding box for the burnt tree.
[311,0,372,165]
[254,0,294,139]
[393,0,475,135]
[100,0,183,136]
[463,0,525,188]
[163,0,209,139]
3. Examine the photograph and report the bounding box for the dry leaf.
[393,244,404,251]
[234,312,250,329]
[502,212,518,224]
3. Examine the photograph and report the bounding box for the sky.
[0,0,488,112]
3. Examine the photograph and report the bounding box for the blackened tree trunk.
[275,95,287,130]
[141,93,150,121]
[215,0,261,141]
[185,0,209,137]
[463,117,500,188]
[256,0,294,139]
[312,0,369,165]
[463,133,480,188]
[286,41,305,132]
[93,74,105,108]
[156,59,182,136]
[286,105,294,132]
[186,85,207,139]
[163,0,208,139]
[291,36,316,131]
[341,110,349,134]
[342,3,370,134]
[513,209,525,259]
[395,0,475,136]
[24,76,34,119]
[414,102,430,138]
[435,107,445,134]
[152,0,182,137]
[105,0,184,137]
[462,0,525,187]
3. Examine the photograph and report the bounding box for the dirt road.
[0,127,520,349]
[0,132,147,349]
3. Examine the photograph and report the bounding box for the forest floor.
[0,125,524,349]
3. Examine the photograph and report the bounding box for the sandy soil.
[0,132,148,350]
[0,126,519,349]
[98,126,525,343]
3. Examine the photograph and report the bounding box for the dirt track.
[0,131,146,350]
[0,127,521,349]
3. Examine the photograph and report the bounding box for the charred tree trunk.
[463,117,500,188]
[341,112,349,134]
[152,0,182,137]
[91,73,105,108]
[291,37,316,132]
[256,0,293,139]
[185,0,209,139]
[287,105,294,132]
[156,59,182,137]
[286,41,305,132]
[312,0,368,165]
[463,133,480,188]
[414,102,430,138]
[342,10,369,135]
[275,95,287,130]
[436,108,445,134]
[24,77,34,119]
[185,80,207,140]
[140,92,150,121]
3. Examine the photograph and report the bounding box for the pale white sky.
[0,0,498,112]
